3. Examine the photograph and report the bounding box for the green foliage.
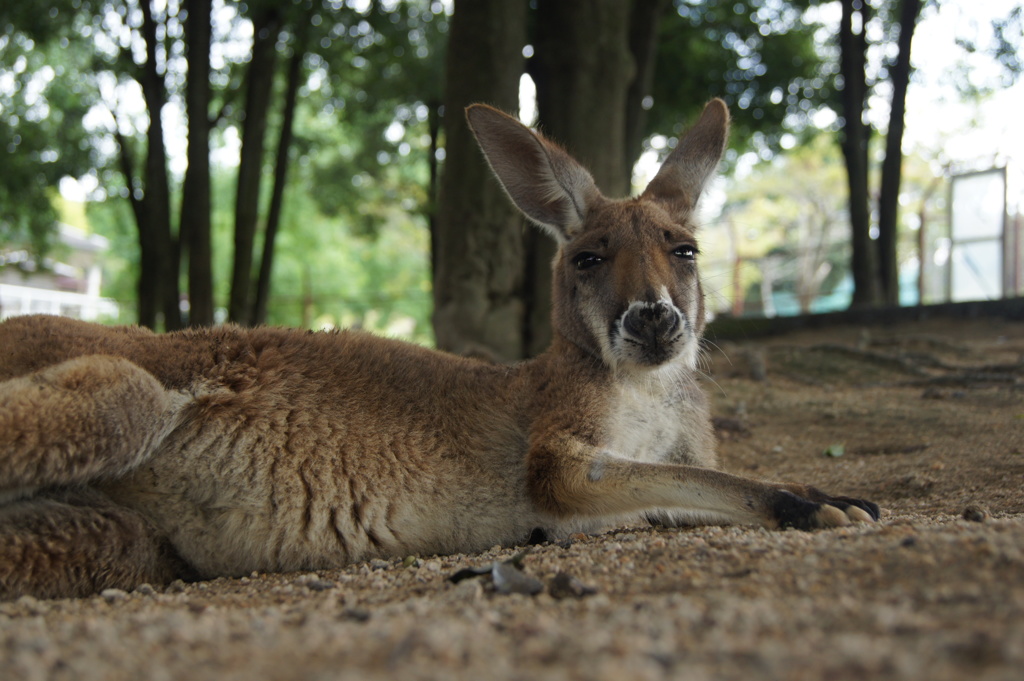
[991,5,1024,83]
[263,171,433,342]
[709,131,946,315]
[83,194,140,323]
[294,0,447,227]
[952,3,1023,96]
[0,4,95,257]
[650,0,827,160]
[711,134,854,314]
[86,151,434,340]
[3,0,445,333]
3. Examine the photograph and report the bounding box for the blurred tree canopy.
[720,135,852,316]
[648,0,828,162]
[0,5,95,257]
[2,0,446,332]
[3,0,1009,354]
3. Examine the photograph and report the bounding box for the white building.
[0,223,119,321]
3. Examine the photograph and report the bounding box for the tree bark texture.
[228,6,282,325]
[432,0,527,361]
[527,0,637,356]
[253,32,305,326]
[839,0,881,309]
[138,0,182,330]
[181,0,214,327]
[876,0,922,306]
[111,126,153,327]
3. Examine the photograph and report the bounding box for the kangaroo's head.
[466,100,729,372]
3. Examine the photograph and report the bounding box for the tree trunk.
[181,0,214,327]
[432,0,527,361]
[527,0,636,356]
[109,125,151,325]
[876,0,922,307]
[138,0,182,330]
[624,0,669,175]
[253,33,305,326]
[427,99,441,278]
[838,0,880,309]
[228,6,282,326]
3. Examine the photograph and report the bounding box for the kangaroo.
[0,100,878,600]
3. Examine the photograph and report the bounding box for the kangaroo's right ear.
[641,98,730,223]
[466,104,602,243]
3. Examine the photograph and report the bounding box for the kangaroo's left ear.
[466,104,603,243]
[641,99,730,223]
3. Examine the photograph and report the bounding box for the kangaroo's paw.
[769,489,880,530]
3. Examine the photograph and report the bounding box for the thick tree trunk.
[253,35,304,326]
[876,0,922,306]
[527,0,636,356]
[138,0,182,330]
[839,0,880,309]
[228,7,282,325]
[181,0,214,327]
[432,0,527,360]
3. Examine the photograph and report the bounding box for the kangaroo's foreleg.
[0,355,184,500]
[528,437,879,529]
[0,488,191,600]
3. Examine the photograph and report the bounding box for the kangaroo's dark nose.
[622,302,680,344]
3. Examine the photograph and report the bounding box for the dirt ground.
[2,316,1023,681]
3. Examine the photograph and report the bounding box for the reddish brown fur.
[0,101,878,600]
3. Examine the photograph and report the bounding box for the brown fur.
[0,100,878,600]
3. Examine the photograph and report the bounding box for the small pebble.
[295,574,335,591]
[559,533,588,549]
[15,595,45,615]
[338,607,371,623]
[101,588,129,604]
[548,572,597,600]
[962,505,990,523]
[451,577,484,601]
[492,562,543,596]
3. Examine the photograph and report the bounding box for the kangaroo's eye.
[672,246,698,261]
[573,252,605,271]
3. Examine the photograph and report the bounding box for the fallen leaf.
[824,443,845,458]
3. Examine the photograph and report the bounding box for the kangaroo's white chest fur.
[603,365,708,466]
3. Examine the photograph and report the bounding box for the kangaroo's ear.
[641,98,729,223]
[466,104,602,242]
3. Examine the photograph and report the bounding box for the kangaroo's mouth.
[621,331,687,366]
[609,301,693,368]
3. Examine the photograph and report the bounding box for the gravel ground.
[2,316,1022,681]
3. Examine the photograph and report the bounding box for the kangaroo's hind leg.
[0,488,192,600]
[0,355,185,500]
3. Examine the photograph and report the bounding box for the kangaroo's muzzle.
[617,301,686,366]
